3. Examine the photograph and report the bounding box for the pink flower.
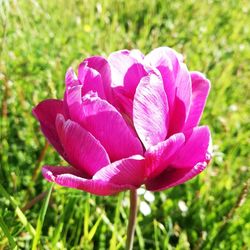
[33,47,212,196]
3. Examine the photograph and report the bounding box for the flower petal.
[169,63,192,134]
[93,155,145,187]
[68,95,143,161]
[145,133,185,179]
[144,47,182,112]
[112,87,133,121]
[144,47,192,135]
[108,50,148,97]
[65,67,79,87]
[42,165,89,181]
[172,126,211,168]
[129,49,145,61]
[78,62,105,99]
[145,126,211,191]
[56,114,110,176]
[32,99,65,156]
[145,162,207,191]
[184,72,211,130]
[42,166,132,196]
[133,74,169,149]
[123,63,148,97]
[64,85,83,120]
[83,56,113,102]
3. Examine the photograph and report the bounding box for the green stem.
[126,189,138,250]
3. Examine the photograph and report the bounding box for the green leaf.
[32,183,53,250]
[0,183,36,237]
[109,194,122,250]
[0,216,17,249]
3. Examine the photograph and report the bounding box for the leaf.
[0,183,36,237]
[32,183,53,250]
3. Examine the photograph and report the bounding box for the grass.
[0,0,250,249]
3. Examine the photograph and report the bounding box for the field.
[0,0,250,249]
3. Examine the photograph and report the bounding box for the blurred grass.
[0,0,250,249]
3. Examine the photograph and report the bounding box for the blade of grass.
[84,193,90,239]
[110,193,122,250]
[97,207,125,247]
[0,216,17,249]
[116,236,127,250]
[135,224,145,250]
[0,183,36,236]
[153,220,160,250]
[32,183,53,250]
[88,215,102,241]
[52,196,77,247]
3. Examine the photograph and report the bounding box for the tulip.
[33,47,212,249]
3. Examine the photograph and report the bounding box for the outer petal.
[184,72,211,130]
[129,49,145,61]
[66,92,143,161]
[144,46,184,68]
[108,50,148,97]
[78,62,105,99]
[144,47,182,113]
[145,133,185,179]
[145,126,212,191]
[32,99,65,157]
[133,74,169,149]
[56,115,110,176]
[64,85,84,120]
[42,166,133,196]
[65,67,79,87]
[172,126,211,168]
[169,63,192,134]
[144,47,192,135]
[93,155,145,187]
[83,56,113,102]
[145,162,207,191]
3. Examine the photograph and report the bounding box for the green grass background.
[0,0,250,249]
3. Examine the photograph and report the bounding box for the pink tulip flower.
[33,47,212,196]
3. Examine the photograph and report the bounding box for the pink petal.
[144,47,192,135]
[65,67,79,87]
[112,87,133,121]
[123,63,148,97]
[42,166,132,196]
[93,155,145,187]
[129,49,145,61]
[145,126,211,191]
[145,46,184,69]
[81,97,143,161]
[108,50,148,97]
[145,133,185,179]
[42,165,89,181]
[64,85,83,121]
[78,62,105,99]
[56,114,110,176]
[32,99,65,157]
[145,162,207,191]
[168,63,192,135]
[83,56,113,102]
[67,94,143,161]
[184,72,211,130]
[133,74,169,149]
[172,126,211,168]
[144,47,182,112]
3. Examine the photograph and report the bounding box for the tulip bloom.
[33,47,212,196]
